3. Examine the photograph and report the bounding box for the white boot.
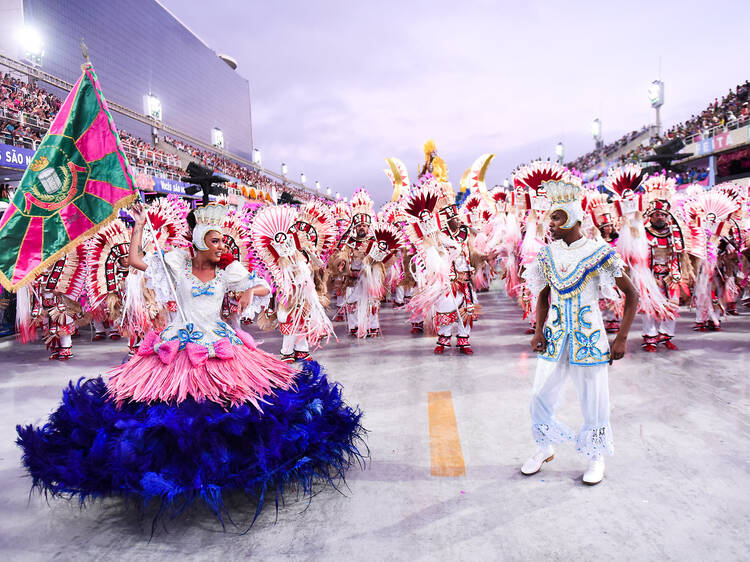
[582,455,605,485]
[521,446,554,475]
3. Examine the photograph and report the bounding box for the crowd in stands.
[662,80,750,142]
[0,73,314,201]
[0,73,60,149]
[568,126,650,172]
[569,81,750,186]
[120,131,184,181]
[162,136,307,198]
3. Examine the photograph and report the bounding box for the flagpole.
[135,192,188,324]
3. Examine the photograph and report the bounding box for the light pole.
[648,80,664,139]
[300,172,306,184]
[591,118,603,163]
[280,163,287,177]
[253,148,262,167]
[555,142,564,164]
[315,181,321,191]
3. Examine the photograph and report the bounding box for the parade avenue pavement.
[1,287,748,561]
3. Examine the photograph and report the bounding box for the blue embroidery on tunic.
[539,245,616,296]
[173,323,204,350]
[578,305,593,329]
[213,321,243,344]
[574,330,603,361]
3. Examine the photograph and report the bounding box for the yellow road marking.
[428,391,466,477]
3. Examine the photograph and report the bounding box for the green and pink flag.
[0,63,136,291]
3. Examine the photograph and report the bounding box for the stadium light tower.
[591,118,602,150]
[17,25,44,67]
[555,142,564,164]
[648,80,665,138]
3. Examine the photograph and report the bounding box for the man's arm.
[611,273,639,363]
[531,285,550,352]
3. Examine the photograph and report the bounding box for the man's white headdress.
[543,180,583,229]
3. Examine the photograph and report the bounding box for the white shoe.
[582,456,605,485]
[521,447,554,475]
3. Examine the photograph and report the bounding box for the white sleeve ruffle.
[598,253,626,299]
[223,260,256,293]
[143,249,186,305]
[521,256,548,297]
[240,274,272,321]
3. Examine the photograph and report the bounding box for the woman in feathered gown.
[16,204,366,524]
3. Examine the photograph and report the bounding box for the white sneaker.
[520,447,554,475]
[582,456,605,485]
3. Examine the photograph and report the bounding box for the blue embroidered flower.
[574,329,603,361]
[213,321,242,344]
[174,323,204,350]
[543,326,565,356]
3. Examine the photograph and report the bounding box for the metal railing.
[681,115,749,146]
[0,132,40,150]
[0,54,331,201]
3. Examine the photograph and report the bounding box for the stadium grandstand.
[0,0,332,205]
[567,80,750,188]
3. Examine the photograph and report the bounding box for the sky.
[159,0,748,205]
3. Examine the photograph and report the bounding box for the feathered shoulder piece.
[401,180,441,238]
[378,201,407,225]
[643,174,677,205]
[249,205,299,287]
[461,192,493,227]
[143,196,190,251]
[332,200,352,223]
[38,245,87,299]
[86,219,131,308]
[604,164,644,200]
[490,187,508,211]
[221,206,254,269]
[368,221,406,262]
[714,182,746,205]
[587,193,614,227]
[513,160,568,196]
[698,190,740,225]
[292,200,336,259]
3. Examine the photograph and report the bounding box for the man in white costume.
[521,180,639,485]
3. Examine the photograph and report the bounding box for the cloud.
[160,0,748,202]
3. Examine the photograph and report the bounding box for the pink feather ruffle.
[106,331,298,409]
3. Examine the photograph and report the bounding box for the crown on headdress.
[194,204,230,228]
[192,204,230,250]
[542,180,582,204]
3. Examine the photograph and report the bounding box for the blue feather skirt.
[16,360,366,524]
